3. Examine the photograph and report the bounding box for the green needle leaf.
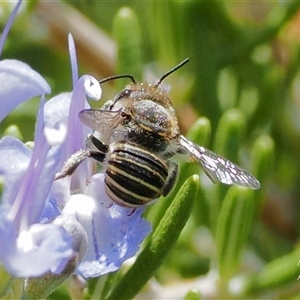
[216,186,255,280]
[211,109,246,224]
[106,175,199,300]
[243,246,300,295]
[184,288,202,300]
[213,108,245,163]
[0,267,13,298]
[24,257,77,299]
[251,134,274,185]
[113,7,143,87]
[3,124,23,140]
[251,134,274,213]
[186,117,211,148]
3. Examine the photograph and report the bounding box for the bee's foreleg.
[55,149,90,180]
[55,135,109,180]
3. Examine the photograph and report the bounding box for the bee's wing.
[79,109,123,132]
[179,135,260,190]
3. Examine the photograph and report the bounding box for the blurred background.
[1,1,300,299]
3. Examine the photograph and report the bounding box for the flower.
[0,99,77,277]
[0,1,79,278]
[51,34,152,278]
[0,1,151,282]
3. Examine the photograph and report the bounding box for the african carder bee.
[56,58,260,208]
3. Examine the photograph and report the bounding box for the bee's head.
[98,58,189,109]
[97,59,189,139]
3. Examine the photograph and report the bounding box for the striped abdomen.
[105,142,169,207]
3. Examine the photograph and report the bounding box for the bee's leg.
[55,149,89,180]
[55,135,109,180]
[161,161,178,196]
[85,134,109,163]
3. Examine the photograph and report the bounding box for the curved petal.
[0,136,31,205]
[68,33,78,88]
[65,76,91,158]
[0,59,51,122]
[0,0,23,56]
[24,140,62,226]
[40,197,61,224]
[84,76,102,100]
[0,214,73,277]
[63,174,152,278]
[9,97,63,226]
[53,215,87,263]
[44,92,72,129]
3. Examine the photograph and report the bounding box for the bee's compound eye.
[102,100,113,110]
[114,89,132,102]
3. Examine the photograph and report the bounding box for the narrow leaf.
[106,175,199,300]
[0,267,13,298]
[3,125,23,140]
[216,186,255,280]
[244,247,300,295]
[251,134,274,214]
[113,6,143,87]
[184,288,202,300]
[186,117,211,148]
[213,108,245,163]
[24,257,77,299]
[251,134,274,185]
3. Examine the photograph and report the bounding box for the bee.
[56,58,260,208]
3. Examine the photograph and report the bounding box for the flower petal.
[44,124,67,146]
[40,197,61,224]
[24,142,62,226]
[9,97,63,226]
[0,59,51,122]
[0,212,73,277]
[53,215,87,263]
[65,76,91,157]
[0,136,31,205]
[63,173,152,278]
[44,92,72,128]
[0,0,22,56]
[68,33,78,88]
[84,76,102,100]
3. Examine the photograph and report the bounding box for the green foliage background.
[1,1,300,299]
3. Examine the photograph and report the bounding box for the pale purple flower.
[50,34,152,278]
[0,98,74,277]
[0,1,151,279]
[0,0,50,122]
[0,0,79,278]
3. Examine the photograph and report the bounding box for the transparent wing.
[79,109,123,132]
[179,135,260,190]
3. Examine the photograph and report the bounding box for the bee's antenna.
[99,74,137,84]
[155,58,189,87]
